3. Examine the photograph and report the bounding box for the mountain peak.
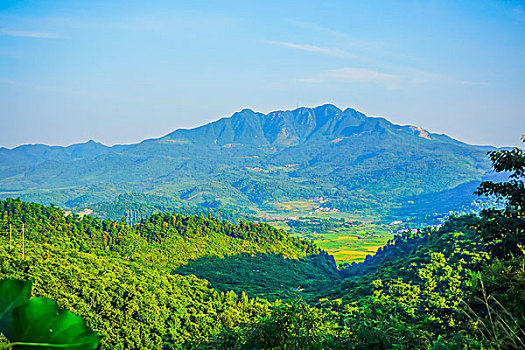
[239,108,256,113]
[161,104,473,149]
[315,103,341,111]
[67,139,107,149]
[0,104,494,223]
[231,108,259,120]
[308,104,341,117]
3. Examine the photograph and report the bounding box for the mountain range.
[0,104,496,222]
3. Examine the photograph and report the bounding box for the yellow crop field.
[313,229,392,265]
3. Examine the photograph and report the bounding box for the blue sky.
[1,0,524,148]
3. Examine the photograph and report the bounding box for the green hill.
[0,197,340,348]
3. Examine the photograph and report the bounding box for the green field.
[315,229,392,264]
[265,208,396,265]
[309,224,392,264]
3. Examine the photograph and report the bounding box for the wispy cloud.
[461,80,490,87]
[266,40,367,61]
[402,68,490,87]
[0,29,62,39]
[299,66,491,91]
[299,67,398,87]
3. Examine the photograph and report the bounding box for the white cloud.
[326,67,397,82]
[0,29,62,39]
[299,66,492,91]
[266,40,366,61]
[299,67,398,88]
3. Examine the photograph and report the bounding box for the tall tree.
[475,134,525,258]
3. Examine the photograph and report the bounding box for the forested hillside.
[0,198,317,270]
[0,105,496,223]
[1,137,524,349]
[0,197,335,348]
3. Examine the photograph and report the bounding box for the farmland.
[264,203,398,265]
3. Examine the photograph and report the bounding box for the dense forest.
[0,137,524,349]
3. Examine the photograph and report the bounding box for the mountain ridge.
[0,104,496,222]
[158,104,477,149]
[0,104,499,153]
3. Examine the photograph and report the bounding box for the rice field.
[262,203,396,265]
[293,222,394,265]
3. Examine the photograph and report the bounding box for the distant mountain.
[160,105,471,148]
[0,139,110,168]
[0,104,496,222]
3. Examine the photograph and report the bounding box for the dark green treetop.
[475,134,525,258]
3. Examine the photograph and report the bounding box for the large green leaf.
[0,279,32,340]
[10,297,100,349]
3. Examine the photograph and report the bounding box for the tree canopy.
[475,134,525,258]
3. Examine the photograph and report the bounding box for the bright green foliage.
[0,279,100,350]
[345,280,431,349]
[0,236,274,349]
[0,143,524,350]
[0,198,329,348]
[0,197,317,271]
[462,255,525,349]
[211,301,339,350]
[241,302,336,350]
[476,135,525,211]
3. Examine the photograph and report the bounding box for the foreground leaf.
[10,297,100,349]
[0,279,32,339]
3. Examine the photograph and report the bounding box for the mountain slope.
[0,104,494,221]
